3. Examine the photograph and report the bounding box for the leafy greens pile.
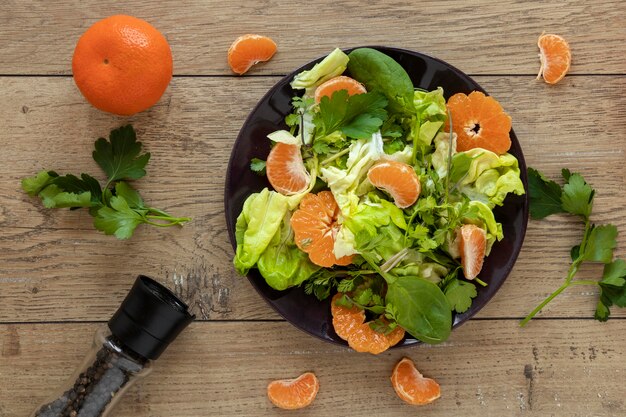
[522,168,626,324]
[22,125,189,239]
[235,48,525,344]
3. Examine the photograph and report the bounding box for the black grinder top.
[108,275,195,360]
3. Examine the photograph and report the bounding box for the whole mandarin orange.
[72,15,173,116]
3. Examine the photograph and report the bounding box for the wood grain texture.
[1,321,625,417]
[0,0,625,75]
[1,76,625,322]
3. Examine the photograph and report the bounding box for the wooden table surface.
[1,1,625,416]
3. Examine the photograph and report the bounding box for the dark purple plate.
[225,46,529,347]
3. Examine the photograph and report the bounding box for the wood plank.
[1,321,624,416]
[1,76,626,322]
[0,1,625,75]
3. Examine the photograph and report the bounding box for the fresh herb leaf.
[527,167,565,219]
[601,259,626,287]
[522,168,625,325]
[114,181,145,210]
[21,170,57,195]
[561,171,594,219]
[92,125,151,182]
[93,195,144,239]
[250,158,267,175]
[38,184,92,209]
[21,125,189,239]
[315,90,388,140]
[444,278,478,313]
[582,225,617,263]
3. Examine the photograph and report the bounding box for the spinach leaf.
[347,48,415,115]
[386,276,452,344]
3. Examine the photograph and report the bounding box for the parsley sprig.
[22,125,190,239]
[521,168,625,325]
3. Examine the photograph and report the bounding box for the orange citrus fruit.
[391,357,441,405]
[381,319,406,347]
[314,75,367,103]
[458,224,487,280]
[537,33,571,84]
[348,322,391,354]
[267,372,319,410]
[228,34,277,75]
[445,91,512,155]
[265,142,310,195]
[291,191,354,267]
[330,293,366,340]
[72,15,173,116]
[367,160,421,208]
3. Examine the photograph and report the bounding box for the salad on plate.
[233,48,525,353]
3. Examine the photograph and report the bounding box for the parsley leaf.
[93,124,151,182]
[561,170,594,219]
[315,90,388,140]
[444,278,477,313]
[21,125,189,239]
[522,168,625,325]
[582,225,617,263]
[94,195,144,239]
[38,184,92,209]
[527,167,565,219]
[250,158,266,176]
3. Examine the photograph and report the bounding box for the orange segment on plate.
[228,34,277,75]
[382,320,406,348]
[331,293,366,340]
[367,160,421,208]
[265,142,310,195]
[267,372,319,410]
[391,357,441,405]
[347,322,391,354]
[458,224,487,280]
[537,33,571,84]
[314,75,367,103]
[446,91,512,155]
[291,191,354,267]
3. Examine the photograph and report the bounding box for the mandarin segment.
[367,160,421,208]
[228,34,277,75]
[72,15,173,116]
[314,75,367,103]
[267,372,319,410]
[445,91,512,155]
[348,322,391,354]
[291,191,354,267]
[537,33,571,84]
[384,323,406,348]
[458,224,487,280]
[330,293,366,340]
[265,142,310,195]
[391,357,441,405]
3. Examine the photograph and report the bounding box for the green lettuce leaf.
[291,48,349,90]
[319,132,384,216]
[457,148,525,207]
[234,189,291,275]
[257,213,321,290]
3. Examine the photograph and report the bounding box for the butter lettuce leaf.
[291,48,349,90]
[234,189,290,275]
[257,212,321,290]
[320,132,384,216]
[458,148,525,207]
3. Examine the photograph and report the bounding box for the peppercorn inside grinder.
[31,275,195,417]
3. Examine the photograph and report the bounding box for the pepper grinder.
[31,275,195,417]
